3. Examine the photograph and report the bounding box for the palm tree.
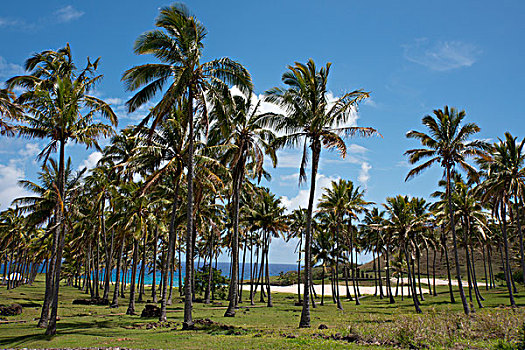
[209,90,276,317]
[287,208,307,304]
[477,133,525,307]
[264,59,377,328]
[383,195,427,313]
[0,88,23,135]
[7,45,117,334]
[405,106,486,316]
[319,179,353,310]
[122,4,252,328]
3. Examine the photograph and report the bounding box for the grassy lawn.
[0,275,524,349]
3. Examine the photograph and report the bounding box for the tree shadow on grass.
[0,320,119,348]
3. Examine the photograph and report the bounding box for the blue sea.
[2,262,297,286]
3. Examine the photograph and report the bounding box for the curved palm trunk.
[446,166,469,315]
[299,141,320,328]
[160,180,179,321]
[183,88,195,330]
[349,229,360,305]
[38,227,56,328]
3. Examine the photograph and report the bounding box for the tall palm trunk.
[385,246,395,303]
[45,140,67,336]
[500,201,516,307]
[225,159,245,317]
[151,226,158,303]
[111,236,125,308]
[204,231,214,304]
[299,140,320,328]
[160,180,179,321]
[446,166,469,315]
[297,235,302,304]
[183,88,195,330]
[238,239,247,304]
[126,238,139,315]
[38,224,56,328]
[349,224,360,305]
[334,219,343,310]
[441,230,455,303]
[514,194,525,285]
[404,245,422,313]
[103,219,115,302]
[265,233,272,308]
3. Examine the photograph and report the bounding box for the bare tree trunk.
[111,236,125,308]
[126,239,139,315]
[299,142,320,328]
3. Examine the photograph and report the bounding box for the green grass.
[0,275,524,349]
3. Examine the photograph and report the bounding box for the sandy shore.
[242,283,429,296]
[240,277,486,296]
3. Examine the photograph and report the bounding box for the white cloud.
[0,161,31,210]
[403,38,481,71]
[0,57,25,79]
[348,143,368,155]
[55,6,84,23]
[280,173,340,213]
[358,162,372,187]
[18,143,40,159]
[79,151,102,171]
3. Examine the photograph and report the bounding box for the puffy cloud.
[0,161,31,210]
[18,143,40,159]
[403,38,481,71]
[280,173,339,213]
[78,151,102,171]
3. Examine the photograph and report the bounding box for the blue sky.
[1,0,524,264]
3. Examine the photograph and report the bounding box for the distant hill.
[360,245,508,281]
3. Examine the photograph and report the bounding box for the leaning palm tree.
[405,106,487,316]
[264,59,377,328]
[122,3,252,328]
[7,45,117,334]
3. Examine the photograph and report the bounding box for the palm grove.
[0,3,523,336]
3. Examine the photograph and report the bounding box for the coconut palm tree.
[0,88,23,135]
[405,106,487,315]
[122,4,252,328]
[7,45,117,334]
[477,133,525,307]
[264,59,377,327]
[479,132,525,286]
[319,179,353,310]
[209,90,276,317]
